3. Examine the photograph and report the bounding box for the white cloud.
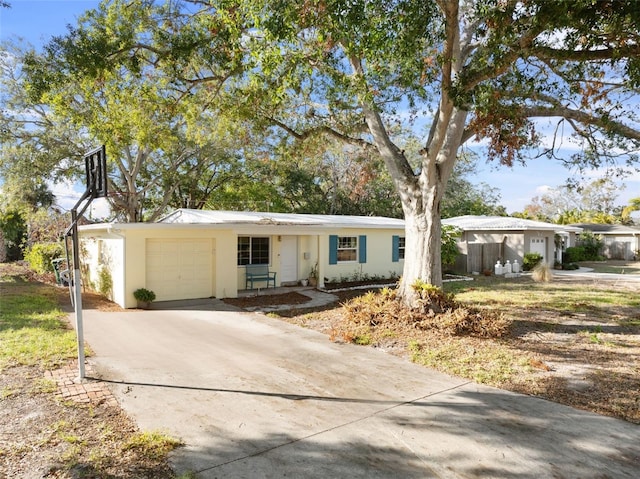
[50,180,111,220]
[534,185,553,195]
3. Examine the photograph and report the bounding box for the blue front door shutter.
[358,235,367,263]
[392,235,399,262]
[329,235,338,265]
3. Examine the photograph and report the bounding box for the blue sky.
[2,0,638,216]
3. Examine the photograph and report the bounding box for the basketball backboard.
[84,145,107,198]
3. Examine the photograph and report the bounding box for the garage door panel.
[146,239,213,301]
[530,238,546,260]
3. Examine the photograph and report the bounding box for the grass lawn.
[0,275,80,370]
[0,263,181,478]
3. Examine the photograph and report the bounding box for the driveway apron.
[79,305,640,478]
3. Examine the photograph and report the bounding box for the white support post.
[71,209,86,380]
[73,266,86,379]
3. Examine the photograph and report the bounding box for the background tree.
[441,155,506,218]
[1,41,93,197]
[621,197,640,225]
[18,0,249,222]
[520,178,622,224]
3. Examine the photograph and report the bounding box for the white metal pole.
[71,209,86,379]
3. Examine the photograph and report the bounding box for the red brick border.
[45,361,118,407]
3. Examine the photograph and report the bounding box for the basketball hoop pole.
[65,190,93,380]
[65,145,107,380]
[71,207,86,379]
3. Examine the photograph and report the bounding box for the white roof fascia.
[78,218,405,236]
[157,208,405,230]
[442,215,582,233]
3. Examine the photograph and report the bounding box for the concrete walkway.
[76,304,640,478]
[554,266,640,283]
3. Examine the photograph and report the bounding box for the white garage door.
[146,239,213,302]
[530,237,546,260]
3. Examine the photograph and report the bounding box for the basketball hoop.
[66,145,108,379]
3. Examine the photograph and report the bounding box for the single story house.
[571,223,640,260]
[442,215,582,273]
[79,209,406,308]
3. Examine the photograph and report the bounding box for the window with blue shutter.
[329,235,338,264]
[358,235,367,263]
[331,235,365,263]
[392,235,400,262]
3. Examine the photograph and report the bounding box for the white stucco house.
[442,215,582,273]
[79,209,407,308]
[570,223,640,260]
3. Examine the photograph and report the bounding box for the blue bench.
[245,264,277,289]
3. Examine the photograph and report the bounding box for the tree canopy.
[15,0,640,308]
[520,178,623,224]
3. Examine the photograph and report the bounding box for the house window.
[238,236,270,265]
[329,235,366,264]
[337,236,358,262]
[392,235,405,262]
[398,236,405,260]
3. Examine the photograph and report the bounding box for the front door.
[280,236,298,284]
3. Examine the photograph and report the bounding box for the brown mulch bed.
[223,291,312,308]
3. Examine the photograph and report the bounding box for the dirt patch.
[0,365,176,478]
[224,291,312,308]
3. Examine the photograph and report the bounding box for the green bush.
[578,231,603,260]
[24,242,64,274]
[523,252,543,271]
[97,266,113,297]
[441,225,461,266]
[133,288,156,303]
[0,210,27,261]
[564,246,586,263]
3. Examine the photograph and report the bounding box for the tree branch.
[266,115,375,153]
[523,105,640,141]
[532,45,640,63]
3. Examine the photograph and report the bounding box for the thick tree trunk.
[349,2,470,310]
[396,160,444,298]
[395,107,468,309]
[361,102,467,310]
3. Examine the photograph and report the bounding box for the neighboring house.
[571,223,640,260]
[442,215,582,274]
[79,209,406,308]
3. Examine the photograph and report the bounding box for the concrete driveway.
[80,302,640,478]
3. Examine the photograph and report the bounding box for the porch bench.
[245,264,277,289]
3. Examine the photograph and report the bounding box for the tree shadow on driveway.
[92,377,640,479]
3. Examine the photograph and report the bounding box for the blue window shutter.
[392,235,399,262]
[329,235,338,265]
[358,235,367,263]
